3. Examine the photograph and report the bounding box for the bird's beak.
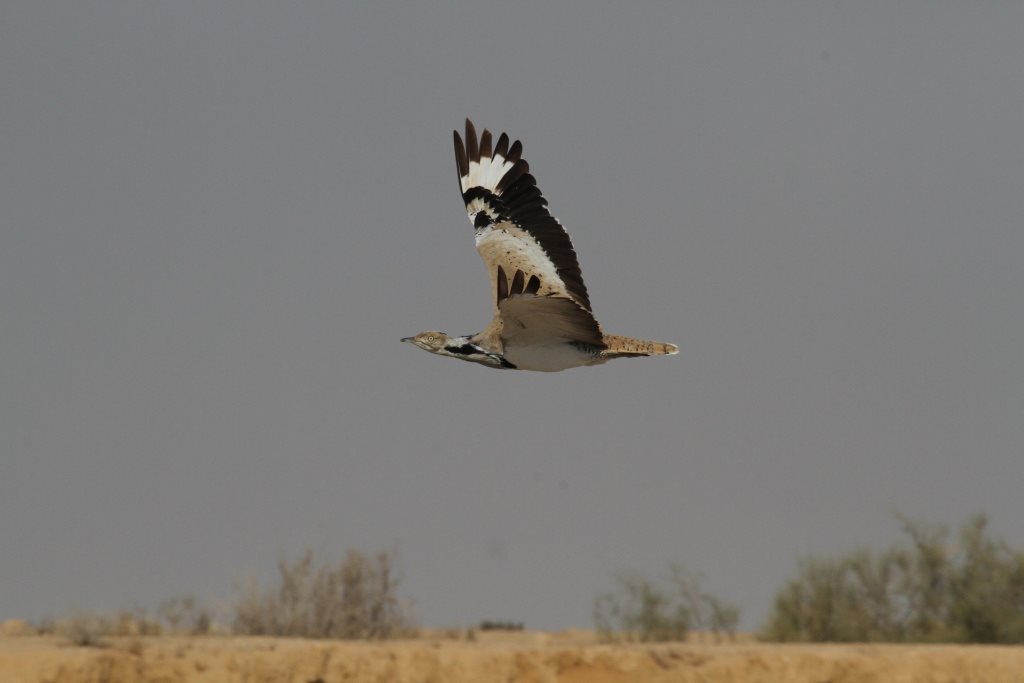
[400,337,414,343]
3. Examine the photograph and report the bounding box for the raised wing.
[454,119,593,313]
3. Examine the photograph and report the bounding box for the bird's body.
[403,120,677,372]
[505,341,602,373]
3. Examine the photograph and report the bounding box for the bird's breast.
[503,342,604,372]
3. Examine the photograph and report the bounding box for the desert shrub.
[59,612,113,647]
[157,595,211,635]
[762,513,1024,643]
[669,564,741,641]
[34,616,56,636]
[113,608,163,636]
[55,605,188,644]
[946,515,1024,643]
[48,599,212,642]
[594,572,686,642]
[0,619,36,637]
[232,547,414,639]
[593,564,738,642]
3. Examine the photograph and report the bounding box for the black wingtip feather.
[507,140,522,163]
[495,133,509,159]
[453,131,468,179]
[465,119,479,163]
[480,129,492,160]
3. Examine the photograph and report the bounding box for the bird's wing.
[454,119,593,316]
[495,276,604,348]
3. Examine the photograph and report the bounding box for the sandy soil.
[2,631,1023,683]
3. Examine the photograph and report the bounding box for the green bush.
[593,564,738,642]
[762,514,1024,643]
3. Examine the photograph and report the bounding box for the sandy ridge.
[2,634,1023,683]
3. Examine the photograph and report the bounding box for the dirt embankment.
[2,632,1023,683]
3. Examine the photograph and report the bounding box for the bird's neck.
[440,337,515,369]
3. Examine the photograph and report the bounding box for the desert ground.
[2,629,1024,683]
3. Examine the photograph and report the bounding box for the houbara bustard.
[403,120,678,372]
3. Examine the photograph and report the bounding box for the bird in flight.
[402,119,678,372]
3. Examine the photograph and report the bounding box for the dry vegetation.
[21,548,412,649]
[4,519,1024,682]
[593,564,739,643]
[763,514,1024,643]
[231,548,413,639]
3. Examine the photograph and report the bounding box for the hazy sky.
[2,2,1022,631]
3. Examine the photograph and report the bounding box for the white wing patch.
[464,156,514,195]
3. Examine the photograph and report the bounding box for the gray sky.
[2,1,1022,631]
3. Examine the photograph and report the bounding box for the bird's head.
[401,331,451,354]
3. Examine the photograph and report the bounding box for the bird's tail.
[600,334,679,358]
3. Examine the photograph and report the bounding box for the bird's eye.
[427,336,435,342]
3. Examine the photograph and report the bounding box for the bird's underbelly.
[503,343,604,372]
